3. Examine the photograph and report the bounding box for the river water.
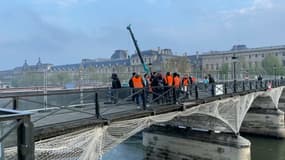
[102,134,285,160]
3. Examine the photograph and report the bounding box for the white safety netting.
[5,87,285,160]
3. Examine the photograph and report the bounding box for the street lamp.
[232,53,238,93]
[79,65,84,104]
[273,64,277,86]
[44,65,51,110]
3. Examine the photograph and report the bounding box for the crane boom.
[126,24,149,74]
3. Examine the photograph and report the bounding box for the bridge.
[1,79,285,160]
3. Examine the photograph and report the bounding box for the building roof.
[201,45,285,57]
[82,59,130,68]
[131,50,159,58]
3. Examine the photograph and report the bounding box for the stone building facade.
[200,45,285,80]
[0,48,191,87]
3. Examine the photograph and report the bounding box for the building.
[200,45,285,80]
[0,48,191,87]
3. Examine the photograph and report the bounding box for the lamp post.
[273,65,277,86]
[79,67,84,104]
[232,53,238,93]
[44,65,51,110]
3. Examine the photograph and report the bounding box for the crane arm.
[126,24,149,74]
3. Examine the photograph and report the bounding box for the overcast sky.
[0,0,285,70]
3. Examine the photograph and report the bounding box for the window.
[206,64,209,70]
[262,54,264,58]
[255,54,258,58]
[276,53,279,56]
[249,55,251,59]
[225,57,228,60]
[216,64,219,70]
[211,64,214,70]
[283,52,285,56]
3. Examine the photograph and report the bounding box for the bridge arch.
[278,87,285,111]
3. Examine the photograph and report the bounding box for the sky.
[0,0,285,70]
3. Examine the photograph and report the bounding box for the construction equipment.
[126,24,150,74]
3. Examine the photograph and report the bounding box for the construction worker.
[151,72,163,104]
[111,73,121,104]
[132,73,145,108]
[164,72,173,86]
[173,73,181,100]
[163,72,173,103]
[182,74,190,93]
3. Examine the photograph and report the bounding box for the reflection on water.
[102,136,144,160]
[244,135,285,160]
[103,134,285,160]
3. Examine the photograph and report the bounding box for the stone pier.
[143,126,251,160]
[241,108,285,138]
[278,91,285,112]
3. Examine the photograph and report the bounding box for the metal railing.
[0,108,34,160]
[0,79,283,159]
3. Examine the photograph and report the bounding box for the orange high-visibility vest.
[132,76,144,88]
[182,77,189,86]
[191,77,197,83]
[164,75,173,86]
[174,76,181,88]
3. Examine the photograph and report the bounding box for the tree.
[219,63,229,80]
[262,54,284,75]
[49,72,71,86]
[163,57,191,74]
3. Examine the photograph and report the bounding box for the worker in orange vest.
[173,73,181,99]
[182,74,190,92]
[164,72,173,86]
[173,73,181,89]
[163,72,173,102]
[132,73,145,108]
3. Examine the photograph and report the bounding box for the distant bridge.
[1,79,285,159]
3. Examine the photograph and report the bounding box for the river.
[102,134,285,160]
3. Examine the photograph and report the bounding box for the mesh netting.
[5,87,285,160]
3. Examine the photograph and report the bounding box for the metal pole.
[172,87,177,104]
[17,116,34,160]
[232,53,237,93]
[13,97,18,110]
[195,85,199,100]
[95,92,100,119]
[44,70,47,110]
[142,89,146,110]
[79,68,83,104]
[274,65,277,87]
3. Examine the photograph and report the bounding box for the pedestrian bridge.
[1,80,285,160]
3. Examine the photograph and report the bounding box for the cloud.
[221,0,273,18]
[239,0,273,14]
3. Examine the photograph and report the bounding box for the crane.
[126,24,150,74]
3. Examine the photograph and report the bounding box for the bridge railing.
[0,108,34,160]
[0,79,283,129]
